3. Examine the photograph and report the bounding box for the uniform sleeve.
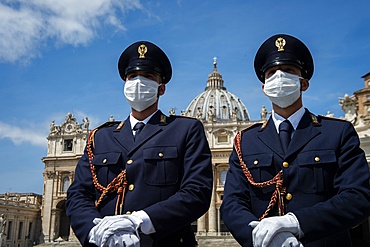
[66,149,101,246]
[143,119,213,239]
[220,148,258,247]
[293,121,370,243]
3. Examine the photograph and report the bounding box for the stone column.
[42,173,54,242]
[197,214,206,234]
[68,227,78,242]
[51,210,57,241]
[217,207,221,233]
[208,165,217,234]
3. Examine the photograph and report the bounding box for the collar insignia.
[310,114,319,125]
[138,44,147,58]
[260,120,268,130]
[275,37,286,52]
[116,121,125,130]
[160,115,167,123]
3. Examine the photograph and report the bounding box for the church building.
[1,60,368,246]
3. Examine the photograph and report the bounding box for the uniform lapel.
[257,110,322,158]
[258,118,285,158]
[112,111,167,155]
[286,110,321,156]
[113,116,134,152]
[129,111,166,154]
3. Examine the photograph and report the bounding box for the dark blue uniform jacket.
[66,111,213,246]
[221,109,370,247]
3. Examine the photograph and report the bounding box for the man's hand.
[249,213,302,247]
[105,231,140,247]
[131,211,155,235]
[88,215,142,247]
[263,232,303,247]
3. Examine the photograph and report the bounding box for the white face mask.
[124,75,161,112]
[263,70,302,108]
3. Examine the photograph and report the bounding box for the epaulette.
[240,121,264,134]
[87,121,124,156]
[94,121,123,130]
[317,114,347,122]
[172,115,197,120]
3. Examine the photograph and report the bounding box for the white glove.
[105,231,140,247]
[89,215,142,247]
[249,213,302,247]
[131,211,156,235]
[266,232,303,247]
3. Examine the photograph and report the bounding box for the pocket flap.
[92,152,122,166]
[243,153,273,168]
[143,146,178,160]
[298,150,336,166]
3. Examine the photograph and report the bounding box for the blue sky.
[0,0,369,194]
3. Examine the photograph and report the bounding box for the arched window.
[220,170,227,186]
[62,177,70,192]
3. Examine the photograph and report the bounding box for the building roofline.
[361,72,370,78]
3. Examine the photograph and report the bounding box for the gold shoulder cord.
[234,131,285,220]
[87,124,127,215]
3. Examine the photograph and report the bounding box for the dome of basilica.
[183,58,250,122]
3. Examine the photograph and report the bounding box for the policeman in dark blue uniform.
[66,41,213,247]
[221,34,370,247]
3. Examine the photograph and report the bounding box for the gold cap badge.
[138,44,147,58]
[275,37,286,52]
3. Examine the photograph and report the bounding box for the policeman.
[221,34,370,247]
[66,41,213,247]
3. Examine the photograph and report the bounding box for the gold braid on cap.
[234,131,285,220]
[87,125,127,215]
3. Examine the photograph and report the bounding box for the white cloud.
[0,111,105,148]
[0,122,47,147]
[0,0,143,63]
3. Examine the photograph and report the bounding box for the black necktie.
[133,122,145,141]
[279,120,293,153]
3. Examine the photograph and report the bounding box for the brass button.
[127,159,133,165]
[158,152,164,158]
[314,156,320,162]
[126,211,131,215]
[283,162,289,168]
[102,158,107,164]
[253,160,258,165]
[128,184,135,191]
[285,193,293,200]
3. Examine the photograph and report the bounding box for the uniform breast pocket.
[243,153,274,183]
[143,146,179,185]
[92,152,123,186]
[297,150,337,193]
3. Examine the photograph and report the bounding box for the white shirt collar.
[272,106,305,133]
[130,110,158,130]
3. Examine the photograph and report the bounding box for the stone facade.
[181,59,260,236]
[0,193,42,247]
[40,113,90,243]
[37,64,370,245]
[1,63,369,246]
